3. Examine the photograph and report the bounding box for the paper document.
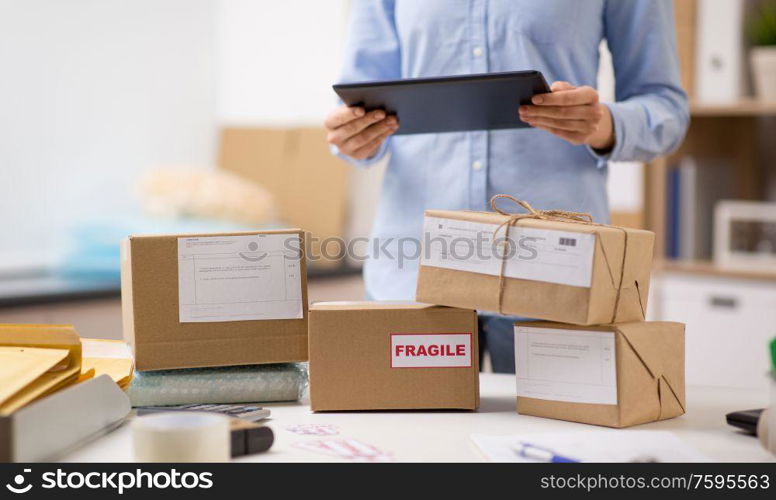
[421,216,595,287]
[178,234,303,323]
[472,431,709,463]
[515,326,617,405]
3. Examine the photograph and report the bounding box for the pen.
[512,442,580,463]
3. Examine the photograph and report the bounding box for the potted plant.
[749,1,776,101]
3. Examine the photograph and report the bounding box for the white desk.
[63,374,774,462]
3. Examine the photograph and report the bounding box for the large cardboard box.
[219,128,350,269]
[514,321,685,428]
[309,302,479,411]
[121,230,308,371]
[416,209,654,325]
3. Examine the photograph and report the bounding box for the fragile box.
[514,321,685,428]
[309,302,479,411]
[121,230,308,371]
[416,208,655,325]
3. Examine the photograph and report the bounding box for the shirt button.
[472,160,484,171]
[472,46,483,57]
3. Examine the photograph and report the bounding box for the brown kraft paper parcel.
[308,302,479,411]
[121,229,308,371]
[516,321,686,428]
[416,195,655,325]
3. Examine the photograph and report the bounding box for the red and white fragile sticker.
[390,333,472,368]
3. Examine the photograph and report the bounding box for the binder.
[695,0,746,103]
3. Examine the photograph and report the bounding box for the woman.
[325,0,689,372]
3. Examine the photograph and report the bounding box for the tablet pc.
[333,70,550,135]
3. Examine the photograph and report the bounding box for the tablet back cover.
[333,71,549,135]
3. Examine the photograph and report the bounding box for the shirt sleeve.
[330,0,401,168]
[592,0,690,167]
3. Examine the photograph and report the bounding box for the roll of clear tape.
[132,412,231,462]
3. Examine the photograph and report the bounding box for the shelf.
[654,259,776,282]
[690,99,776,117]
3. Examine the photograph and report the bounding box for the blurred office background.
[0,0,774,385]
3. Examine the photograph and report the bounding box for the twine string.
[488,194,632,322]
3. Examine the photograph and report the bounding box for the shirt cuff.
[586,102,624,168]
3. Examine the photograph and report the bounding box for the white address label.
[177,234,303,323]
[421,216,596,288]
[391,333,472,368]
[515,326,618,405]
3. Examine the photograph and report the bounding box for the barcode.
[559,237,577,247]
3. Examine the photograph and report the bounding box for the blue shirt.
[334,0,689,301]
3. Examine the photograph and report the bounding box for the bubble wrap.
[128,363,308,407]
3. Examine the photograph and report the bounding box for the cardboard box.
[514,321,685,428]
[121,230,308,371]
[309,302,479,411]
[219,128,350,269]
[416,209,654,325]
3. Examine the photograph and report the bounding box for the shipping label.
[421,216,596,288]
[177,234,303,323]
[515,326,618,405]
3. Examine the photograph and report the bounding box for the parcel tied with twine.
[416,195,655,325]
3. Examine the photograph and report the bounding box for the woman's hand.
[325,105,399,160]
[519,81,614,151]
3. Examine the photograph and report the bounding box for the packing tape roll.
[132,412,231,462]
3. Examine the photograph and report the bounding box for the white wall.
[214,0,350,125]
[0,0,217,271]
[0,2,646,273]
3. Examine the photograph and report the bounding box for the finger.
[550,81,575,92]
[532,124,587,145]
[525,116,595,134]
[324,106,366,129]
[340,116,398,153]
[351,127,396,160]
[532,85,598,106]
[528,81,574,108]
[519,104,601,121]
[327,110,387,146]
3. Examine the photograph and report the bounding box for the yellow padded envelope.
[0,324,82,415]
[0,346,70,403]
